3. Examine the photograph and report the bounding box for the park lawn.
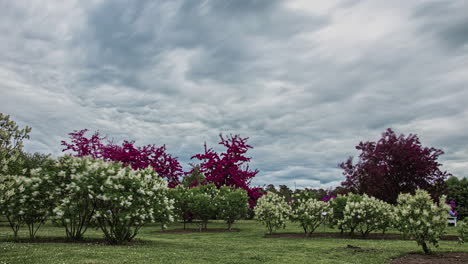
[0,220,466,264]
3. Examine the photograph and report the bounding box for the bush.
[254,192,290,234]
[92,164,173,244]
[169,186,192,229]
[216,186,249,230]
[336,194,393,237]
[290,196,331,235]
[328,194,349,233]
[459,220,468,244]
[394,190,449,254]
[187,184,219,231]
[50,155,100,241]
[0,173,53,240]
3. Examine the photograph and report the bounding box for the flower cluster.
[290,196,331,235]
[254,192,290,234]
[394,190,450,254]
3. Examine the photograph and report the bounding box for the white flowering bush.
[216,186,249,230]
[254,192,290,234]
[51,156,174,243]
[0,163,55,241]
[394,190,450,254]
[338,194,394,237]
[50,155,101,241]
[187,184,219,231]
[92,165,173,244]
[290,197,331,235]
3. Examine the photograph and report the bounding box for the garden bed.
[265,232,460,241]
[152,228,240,234]
[391,253,468,263]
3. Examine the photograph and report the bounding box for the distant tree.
[181,165,205,188]
[191,134,264,207]
[446,176,468,218]
[278,185,293,202]
[265,184,277,194]
[0,113,31,175]
[340,128,450,203]
[62,129,183,187]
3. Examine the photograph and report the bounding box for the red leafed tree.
[340,128,450,203]
[191,134,265,207]
[61,129,183,187]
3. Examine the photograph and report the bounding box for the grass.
[0,221,466,264]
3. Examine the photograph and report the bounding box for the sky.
[1,0,468,189]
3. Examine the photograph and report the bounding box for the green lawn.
[0,221,466,264]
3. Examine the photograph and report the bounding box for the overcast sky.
[1,0,467,189]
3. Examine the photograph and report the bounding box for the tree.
[340,128,450,203]
[191,134,264,207]
[216,186,249,230]
[446,176,468,218]
[61,129,183,187]
[0,113,31,175]
[181,165,205,187]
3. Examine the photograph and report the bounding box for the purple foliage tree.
[191,134,264,207]
[340,128,450,203]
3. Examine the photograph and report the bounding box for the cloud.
[1,0,467,189]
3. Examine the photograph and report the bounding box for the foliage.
[216,186,249,230]
[191,134,263,207]
[328,194,349,233]
[0,113,32,175]
[181,165,205,187]
[254,192,290,234]
[459,220,468,244]
[168,186,192,229]
[187,184,219,231]
[290,196,331,235]
[0,173,53,241]
[447,176,468,219]
[338,194,393,237]
[61,129,183,187]
[394,190,450,254]
[92,164,173,244]
[340,128,450,203]
[50,155,99,241]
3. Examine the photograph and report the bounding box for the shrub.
[394,190,449,254]
[92,164,173,244]
[290,197,331,235]
[337,194,393,237]
[216,186,249,230]
[459,220,468,244]
[187,184,219,231]
[50,155,100,241]
[0,173,53,240]
[328,195,349,234]
[169,186,192,230]
[254,192,290,234]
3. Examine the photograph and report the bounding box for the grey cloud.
[1,0,468,189]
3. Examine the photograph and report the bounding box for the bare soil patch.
[265,232,459,241]
[152,228,240,234]
[391,253,468,264]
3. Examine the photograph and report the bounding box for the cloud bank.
[1,0,467,189]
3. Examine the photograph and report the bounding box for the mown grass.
[0,220,466,264]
